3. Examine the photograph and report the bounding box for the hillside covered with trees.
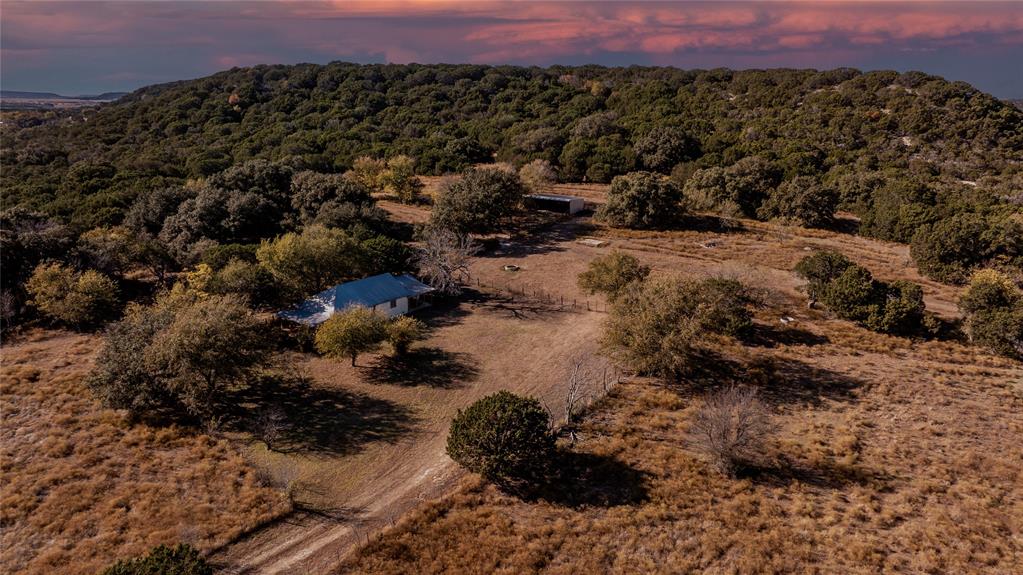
[3,63,1021,227]
[2,63,1021,328]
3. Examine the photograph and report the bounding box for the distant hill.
[2,90,127,101]
[2,90,66,100]
[2,62,1021,241]
[1,91,127,110]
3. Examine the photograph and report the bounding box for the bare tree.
[561,354,615,443]
[0,290,17,328]
[687,385,773,477]
[519,159,558,193]
[416,228,478,295]
[255,406,289,451]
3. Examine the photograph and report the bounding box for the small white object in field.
[503,265,520,272]
[577,238,608,248]
[780,316,795,324]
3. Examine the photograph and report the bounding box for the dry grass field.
[6,180,1020,574]
[0,330,291,575]
[339,188,1023,574]
[214,287,607,573]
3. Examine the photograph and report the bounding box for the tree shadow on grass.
[739,455,891,490]
[412,295,473,329]
[680,350,863,407]
[748,322,831,348]
[483,216,596,259]
[226,372,419,456]
[362,347,480,389]
[509,450,650,508]
[757,355,863,406]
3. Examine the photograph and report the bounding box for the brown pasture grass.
[343,338,1022,573]
[341,205,1023,574]
[0,329,290,575]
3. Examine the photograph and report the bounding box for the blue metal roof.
[278,273,434,325]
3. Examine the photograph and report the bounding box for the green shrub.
[382,155,424,204]
[960,269,1021,314]
[314,306,388,366]
[794,250,854,304]
[386,315,427,355]
[960,270,1023,359]
[966,308,1023,360]
[820,266,880,322]
[598,171,683,229]
[633,127,698,174]
[446,390,554,483]
[804,257,927,336]
[201,243,258,270]
[910,213,990,284]
[601,276,761,379]
[683,158,780,219]
[102,544,212,575]
[577,251,650,300]
[865,280,926,336]
[206,259,282,307]
[26,262,120,328]
[757,176,838,228]
[257,225,364,296]
[431,166,526,234]
[698,277,762,339]
[88,292,269,422]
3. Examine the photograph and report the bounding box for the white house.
[277,273,435,326]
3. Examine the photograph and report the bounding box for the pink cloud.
[3,1,1022,95]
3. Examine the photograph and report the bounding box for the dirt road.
[215,188,970,574]
[213,222,608,573]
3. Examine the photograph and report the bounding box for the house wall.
[373,297,409,318]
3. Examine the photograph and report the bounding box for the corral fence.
[462,272,609,313]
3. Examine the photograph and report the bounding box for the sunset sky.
[3,1,1022,98]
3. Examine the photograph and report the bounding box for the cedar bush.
[794,250,854,305]
[446,391,555,483]
[910,213,990,284]
[633,127,699,174]
[756,175,838,228]
[797,253,927,336]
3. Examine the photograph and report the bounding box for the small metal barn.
[524,193,586,215]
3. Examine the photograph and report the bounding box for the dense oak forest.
[3,63,1021,221]
[2,63,1020,310]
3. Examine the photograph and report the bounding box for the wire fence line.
[461,272,609,314]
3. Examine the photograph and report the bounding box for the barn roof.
[525,193,583,202]
[277,273,434,325]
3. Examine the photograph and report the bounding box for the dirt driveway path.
[213,228,608,573]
